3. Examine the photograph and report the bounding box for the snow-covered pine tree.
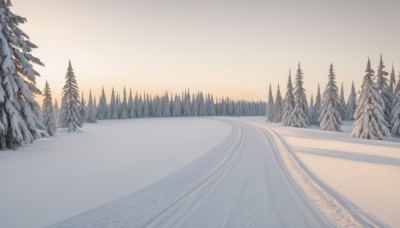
[96,87,108,120]
[42,81,56,136]
[393,70,400,102]
[162,92,171,117]
[273,85,283,122]
[79,92,87,124]
[108,88,118,119]
[116,93,122,118]
[60,61,82,132]
[172,94,182,117]
[182,90,192,116]
[290,63,309,128]
[143,94,150,118]
[0,1,45,148]
[311,84,322,125]
[135,93,143,118]
[375,55,392,128]
[86,90,97,123]
[282,70,295,126]
[127,88,135,118]
[266,84,275,122]
[389,65,396,96]
[319,64,342,131]
[119,87,129,119]
[54,99,60,127]
[339,83,346,120]
[391,85,400,137]
[352,58,390,139]
[345,82,357,121]
[308,94,314,123]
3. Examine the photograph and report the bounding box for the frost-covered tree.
[119,87,129,119]
[308,94,314,123]
[143,94,150,117]
[60,61,82,132]
[108,88,118,119]
[182,90,191,116]
[54,99,60,127]
[0,1,45,148]
[311,84,322,125]
[394,70,400,99]
[345,82,357,121]
[79,92,87,124]
[273,85,283,122]
[86,90,96,123]
[339,83,346,120]
[96,87,108,120]
[41,81,56,136]
[266,84,275,122]
[391,87,400,137]
[127,89,135,118]
[375,55,392,128]
[319,64,342,131]
[290,63,309,127]
[389,65,396,96]
[282,70,295,126]
[352,59,390,139]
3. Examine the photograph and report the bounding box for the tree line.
[266,56,400,139]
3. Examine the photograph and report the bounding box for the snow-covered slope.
[50,118,388,227]
[0,118,231,228]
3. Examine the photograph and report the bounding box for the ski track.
[49,118,388,228]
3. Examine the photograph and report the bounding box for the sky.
[13,0,400,103]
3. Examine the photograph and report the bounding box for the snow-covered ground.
[1,117,399,227]
[0,118,231,228]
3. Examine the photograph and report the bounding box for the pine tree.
[375,55,392,128]
[127,88,135,118]
[182,90,192,116]
[108,88,118,119]
[394,70,400,98]
[96,87,108,120]
[391,87,400,137]
[0,2,45,148]
[312,84,322,125]
[273,85,283,122]
[319,64,342,131]
[143,94,150,117]
[290,63,309,127]
[54,99,60,127]
[266,84,275,122]
[282,70,295,126]
[339,83,346,120]
[60,61,83,132]
[308,94,314,124]
[42,81,57,136]
[119,87,129,119]
[79,92,87,123]
[86,90,97,123]
[345,82,357,121]
[389,65,396,96]
[352,59,390,139]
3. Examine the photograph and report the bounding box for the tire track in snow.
[49,118,388,228]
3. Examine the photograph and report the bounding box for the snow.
[1,117,399,227]
[0,118,231,228]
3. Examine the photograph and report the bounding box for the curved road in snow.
[50,118,387,228]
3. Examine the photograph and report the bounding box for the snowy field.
[1,117,399,227]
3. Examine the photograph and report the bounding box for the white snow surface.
[1,117,399,227]
[0,118,231,228]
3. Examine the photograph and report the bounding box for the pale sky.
[13,0,400,102]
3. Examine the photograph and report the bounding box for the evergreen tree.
[127,88,135,118]
[0,1,44,148]
[308,94,314,123]
[345,82,357,121]
[162,92,171,117]
[352,59,390,139]
[391,88,400,137]
[290,63,309,127]
[108,88,118,119]
[389,65,396,96]
[273,85,283,122]
[172,94,182,117]
[79,92,87,123]
[266,84,275,122]
[143,94,150,117]
[54,99,60,127]
[319,64,342,131]
[182,90,192,116]
[42,81,56,136]
[394,70,400,99]
[86,90,97,123]
[312,84,322,125]
[339,83,346,120]
[96,87,108,120]
[60,61,82,132]
[375,55,392,128]
[119,87,129,119]
[282,70,295,126]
